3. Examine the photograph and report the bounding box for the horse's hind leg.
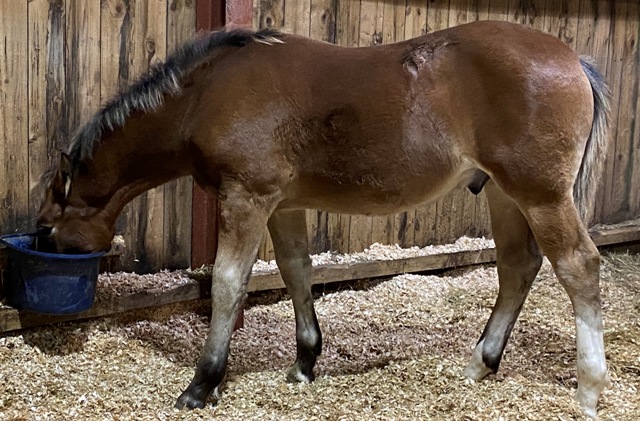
[464,181,543,380]
[175,187,271,409]
[523,197,607,417]
[268,209,322,382]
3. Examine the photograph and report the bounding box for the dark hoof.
[175,391,206,410]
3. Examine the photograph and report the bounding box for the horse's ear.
[60,152,72,198]
[52,152,72,199]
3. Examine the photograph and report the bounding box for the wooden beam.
[1,224,638,334]
[196,0,225,31]
[590,226,640,246]
[0,248,496,333]
[226,0,252,28]
[191,0,224,270]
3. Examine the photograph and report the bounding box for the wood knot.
[146,39,156,54]
[321,10,330,24]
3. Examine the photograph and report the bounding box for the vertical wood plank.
[607,1,638,222]
[509,0,546,29]
[100,0,135,266]
[101,0,130,99]
[488,0,509,21]
[382,0,406,44]
[598,1,626,224]
[127,0,169,270]
[66,1,101,127]
[165,0,196,269]
[0,1,29,234]
[426,0,450,33]
[544,0,580,49]
[358,0,384,47]
[404,0,427,39]
[27,0,48,222]
[576,1,611,224]
[254,0,285,30]
[228,0,253,27]
[27,0,67,223]
[629,5,640,216]
[310,0,337,42]
[467,0,490,21]
[335,0,361,48]
[284,0,311,35]
[449,0,468,26]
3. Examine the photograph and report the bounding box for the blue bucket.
[0,233,105,314]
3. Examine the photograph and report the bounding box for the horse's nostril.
[37,225,53,237]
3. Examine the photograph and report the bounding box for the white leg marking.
[575,314,608,418]
[463,338,493,380]
[286,362,313,383]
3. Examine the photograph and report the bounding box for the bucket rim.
[0,233,106,260]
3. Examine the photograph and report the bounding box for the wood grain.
[0,2,29,234]
[1,1,639,272]
[165,0,196,269]
[27,0,65,224]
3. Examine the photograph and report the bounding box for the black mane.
[64,28,282,170]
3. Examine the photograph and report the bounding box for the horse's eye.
[37,225,53,237]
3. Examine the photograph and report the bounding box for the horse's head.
[36,153,114,254]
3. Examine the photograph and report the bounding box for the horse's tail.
[574,57,611,223]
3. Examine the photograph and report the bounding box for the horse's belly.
[281,165,477,216]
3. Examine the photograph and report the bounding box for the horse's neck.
[82,106,191,218]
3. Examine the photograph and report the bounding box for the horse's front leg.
[175,188,271,409]
[268,209,322,383]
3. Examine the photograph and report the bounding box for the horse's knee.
[210,267,247,313]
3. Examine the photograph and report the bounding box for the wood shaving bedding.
[1,253,638,420]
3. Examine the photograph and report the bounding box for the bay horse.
[37,20,610,416]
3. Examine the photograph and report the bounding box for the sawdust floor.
[0,253,638,420]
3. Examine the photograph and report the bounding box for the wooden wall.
[0,0,195,273]
[1,0,638,272]
[253,0,640,261]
